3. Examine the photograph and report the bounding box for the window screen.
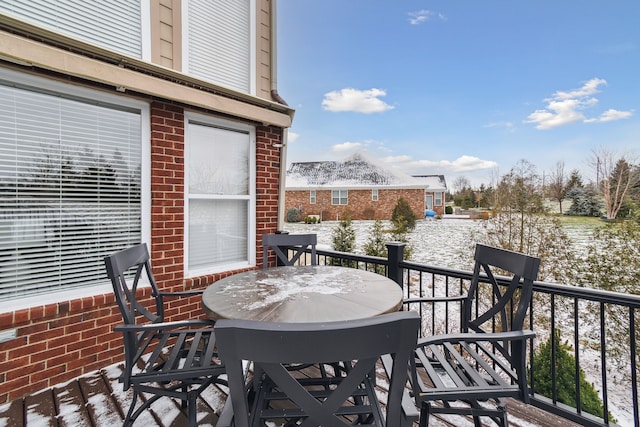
[186,119,255,273]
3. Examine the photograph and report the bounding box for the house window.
[185,114,255,275]
[372,189,379,201]
[435,192,443,206]
[310,190,316,204]
[0,70,148,307]
[332,190,348,205]
[0,1,144,58]
[186,0,254,93]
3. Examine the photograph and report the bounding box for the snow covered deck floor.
[0,362,581,427]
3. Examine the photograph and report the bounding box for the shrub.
[363,220,387,258]
[445,205,453,215]
[391,197,416,232]
[304,216,318,224]
[331,216,356,267]
[532,330,615,422]
[286,207,301,223]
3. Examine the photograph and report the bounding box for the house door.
[425,195,433,210]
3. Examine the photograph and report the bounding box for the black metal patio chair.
[262,233,317,268]
[104,243,226,427]
[214,311,420,427]
[405,244,540,427]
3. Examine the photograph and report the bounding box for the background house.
[0,0,294,403]
[285,153,447,221]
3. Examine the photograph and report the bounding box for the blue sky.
[276,1,639,189]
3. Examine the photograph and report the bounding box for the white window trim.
[332,189,348,206]
[310,190,316,204]
[141,0,152,62]
[372,188,379,201]
[0,68,150,314]
[184,112,256,276]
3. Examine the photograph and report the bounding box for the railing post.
[386,242,406,288]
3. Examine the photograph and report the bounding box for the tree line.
[452,148,640,221]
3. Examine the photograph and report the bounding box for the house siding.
[257,0,273,100]
[151,0,182,70]
[286,188,429,221]
[0,0,291,403]
[0,100,283,403]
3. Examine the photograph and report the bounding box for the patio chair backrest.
[262,233,317,268]
[464,243,541,335]
[215,310,420,427]
[104,243,163,326]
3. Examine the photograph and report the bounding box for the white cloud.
[287,131,300,143]
[332,141,363,152]
[322,88,394,113]
[408,10,446,25]
[553,77,606,100]
[383,154,498,173]
[525,78,633,130]
[484,121,516,132]
[591,108,634,123]
[381,155,413,163]
[413,155,498,172]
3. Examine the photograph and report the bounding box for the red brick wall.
[285,188,432,221]
[0,101,282,403]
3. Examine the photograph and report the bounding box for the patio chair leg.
[419,402,430,427]
[499,402,509,427]
[124,391,138,427]
[188,391,197,427]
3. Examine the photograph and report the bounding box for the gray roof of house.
[286,153,447,190]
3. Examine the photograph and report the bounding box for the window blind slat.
[0,0,142,58]
[188,0,250,92]
[0,83,142,302]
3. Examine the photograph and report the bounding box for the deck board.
[78,370,125,426]
[54,380,93,427]
[24,388,56,427]
[0,362,580,427]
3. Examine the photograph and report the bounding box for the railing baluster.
[599,302,610,424]
[574,297,582,415]
[551,294,557,404]
[630,307,639,427]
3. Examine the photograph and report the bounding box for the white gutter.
[270,0,290,232]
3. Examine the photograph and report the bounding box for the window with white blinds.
[186,115,255,274]
[186,0,252,93]
[0,0,143,58]
[0,77,145,303]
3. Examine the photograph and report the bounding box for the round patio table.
[202,265,403,323]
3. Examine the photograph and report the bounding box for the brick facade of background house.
[286,188,428,222]
[0,101,283,403]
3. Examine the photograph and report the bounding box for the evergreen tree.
[566,169,584,191]
[565,187,602,217]
[331,216,356,266]
[391,197,417,231]
[286,207,302,222]
[363,219,388,273]
[532,330,615,422]
[363,219,387,258]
